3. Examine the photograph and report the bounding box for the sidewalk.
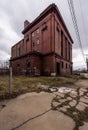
[0,92,74,130]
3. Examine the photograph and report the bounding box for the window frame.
[32,42,35,47]
[32,32,34,37]
[36,28,39,34]
[36,38,40,44]
[62,61,64,68]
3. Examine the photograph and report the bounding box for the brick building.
[10,3,73,76]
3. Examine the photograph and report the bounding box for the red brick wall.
[11,55,42,75]
[11,57,27,75]
[11,4,73,76]
[24,13,52,54]
[29,55,42,74]
[11,40,24,59]
[42,55,57,75]
[54,13,72,62]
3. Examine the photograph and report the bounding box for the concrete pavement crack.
[51,87,88,130]
[11,108,51,130]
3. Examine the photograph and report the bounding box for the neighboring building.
[10,3,73,76]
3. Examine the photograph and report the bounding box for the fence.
[0,68,9,75]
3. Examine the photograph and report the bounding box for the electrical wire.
[67,0,86,65]
[78,0,88,48]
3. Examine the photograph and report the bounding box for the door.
[56,62,60,75]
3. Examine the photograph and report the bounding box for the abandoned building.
[10,3,73,76]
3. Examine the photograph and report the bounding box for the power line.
[67,0,86,64]
[78,0,88,48]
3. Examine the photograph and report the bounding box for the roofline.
[54,4,73,43]
[10,51,43,61]
[12,39,24,48]
[10,51,73,64]
[22,4,53,34]
[22,3,73,43]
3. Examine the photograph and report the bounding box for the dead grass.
[0,74,83,100]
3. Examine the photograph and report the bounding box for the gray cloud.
[0,0,88,69]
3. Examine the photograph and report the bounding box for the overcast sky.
[0,0,88,70]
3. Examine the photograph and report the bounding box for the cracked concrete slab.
[76,102,86,111]
[18,111,75,130]
[80,97,88,104]
[0,92,54,130]
[79,122,88,130]
[0,79,88,130]
[69,100,77,107]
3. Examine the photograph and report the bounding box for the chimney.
[24,20,30,28]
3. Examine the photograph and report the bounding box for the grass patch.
[0,74,81,100]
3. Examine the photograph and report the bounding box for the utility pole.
[9,66,12,95]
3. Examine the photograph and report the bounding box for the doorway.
[56,62,60,75]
